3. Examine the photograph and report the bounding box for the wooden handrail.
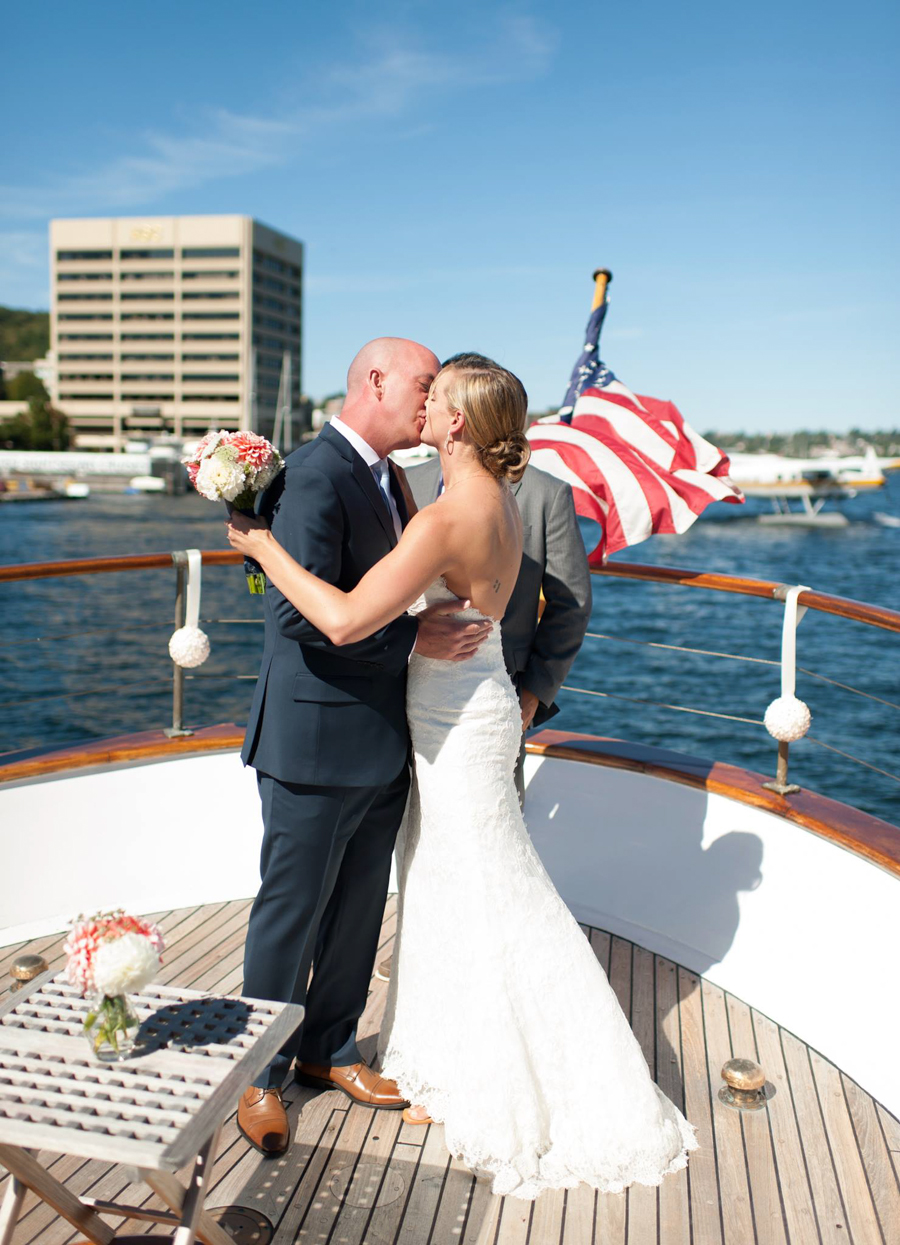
[595,561,900,633]
[527,729,900,878]
[0,549,898,633]
[1,724,896,877]
[0,550,241,582]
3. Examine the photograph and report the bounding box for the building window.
[254,279,300,302]
[181,247,241,258]
[58,353,114,360]
[182,332,241,340]
[58,272,113,281]
[182,373,240,382]
[120,291,175,300]
[59,333,114,341]
[182,270,240,280]
[121,353,175,361]
[119,248,175,259]
[257,350,298,370]
[57,293,113,301]
[59,392,114,400]
[255,295,298,314]
[182,312,241,320]
[180,393,240,401]
[120,392,174,400]
[120,332,175,340]
[121,373,175,381]
[253,251,301,278]
[56,250,113,261]
[58,373,115,381]
[58,313,114,321]
[120,313,175,321]
[181,353,240,361]
[182,290,240,299]
[120,271,175,281]
[253,315,288,332]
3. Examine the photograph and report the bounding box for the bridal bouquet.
[183,429,283,593]
[64,910,165,1060]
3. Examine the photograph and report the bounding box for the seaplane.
[726,445,896,526]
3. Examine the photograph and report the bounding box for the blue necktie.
[372,460,401,538]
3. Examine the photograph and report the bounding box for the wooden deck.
[1,900,898,1245]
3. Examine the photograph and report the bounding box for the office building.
[50,215,303,450]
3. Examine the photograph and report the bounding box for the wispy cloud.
[0,14,557,222]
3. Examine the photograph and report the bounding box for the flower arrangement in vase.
[64,911,165,1061]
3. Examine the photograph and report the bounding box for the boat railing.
[1,551,898,805]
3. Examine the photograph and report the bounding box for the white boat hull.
[2,740,897,1114]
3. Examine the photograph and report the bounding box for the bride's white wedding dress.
[378,580,697,1200]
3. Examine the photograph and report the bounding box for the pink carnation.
[227,431,274,471]
[194,429,225,460]
[64,910,165,997]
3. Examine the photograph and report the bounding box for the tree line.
[0,371,70,451]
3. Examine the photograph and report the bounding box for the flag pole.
[591,268,613,311]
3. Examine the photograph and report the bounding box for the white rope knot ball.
[168,625,210,669]
[764,695,811,742]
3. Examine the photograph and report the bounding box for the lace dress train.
[378,581,697,1200]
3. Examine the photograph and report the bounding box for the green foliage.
[5,371,48,402]
[1,397,70,451]
[0,306,50,363]
[707,429,900,456]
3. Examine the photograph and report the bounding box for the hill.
[0,306,50,362]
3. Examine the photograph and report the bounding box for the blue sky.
[2,0,897,429]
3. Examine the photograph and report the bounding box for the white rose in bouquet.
[195,450,246,502]
[93,931,160,997]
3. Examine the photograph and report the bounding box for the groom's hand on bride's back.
[413,600,492,662]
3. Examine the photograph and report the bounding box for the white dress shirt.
[330,416,403,540]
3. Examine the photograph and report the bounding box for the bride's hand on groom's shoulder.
[414,600,492,662]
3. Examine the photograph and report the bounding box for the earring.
[444,432,454,456]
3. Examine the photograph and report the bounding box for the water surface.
[1,473,897,824]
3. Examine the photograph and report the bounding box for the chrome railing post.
[165,551,193,739]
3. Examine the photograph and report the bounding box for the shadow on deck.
[1,899,898,1245]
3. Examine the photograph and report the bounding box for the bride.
[226,356,697,1200]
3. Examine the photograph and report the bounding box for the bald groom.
[237,338,491,1157]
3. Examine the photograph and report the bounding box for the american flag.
[527,284,743,565]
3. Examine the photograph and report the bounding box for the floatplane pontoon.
[728,447,895,526]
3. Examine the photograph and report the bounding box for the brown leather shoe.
[294,1060,408,1109]
[237,1086,290,1156]
[374,956,392,982]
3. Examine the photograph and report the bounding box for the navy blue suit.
[242,423,418,1087]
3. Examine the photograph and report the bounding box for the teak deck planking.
[1,901,897,1245]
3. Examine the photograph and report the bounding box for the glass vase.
[84,992,140,1061]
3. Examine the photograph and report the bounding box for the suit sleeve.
[521,483,592,710]
[405,460,439,512]
[263,461,418,673]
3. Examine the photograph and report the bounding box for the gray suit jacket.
[407,459,592,726]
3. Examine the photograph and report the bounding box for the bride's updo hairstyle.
[441,352,531,484]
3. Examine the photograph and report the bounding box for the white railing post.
[763,584,812,795]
